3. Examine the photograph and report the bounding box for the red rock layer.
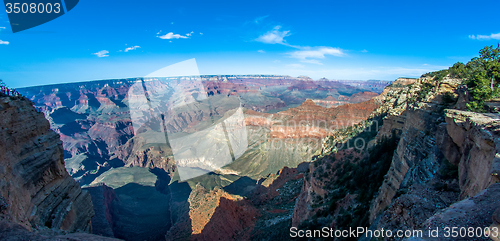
[188,185,258,241]
[348,91,379,103]
[274,98,380,135]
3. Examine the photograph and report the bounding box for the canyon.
[1,72,498,241]
[14,75,382,240]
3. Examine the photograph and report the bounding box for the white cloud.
[124,46,140,52]
[0,40,10,45]
[257,50,265,53]
[92,50,109,57]
[158,32,190,40]
[288,47,344,65]
[256,26,290,45]
[361,49,368,53]
[256,26,345,65]
[186,31,194,37]
[200,32,203,35]
[469,32,500,40]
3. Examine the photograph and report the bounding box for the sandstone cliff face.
[444,109,500,199]
[369,105,445,223]
[369,78,419,140]
[0,96,94,233]
[369,77,463,222]
[366,76,500,238]
[164,165,306,241]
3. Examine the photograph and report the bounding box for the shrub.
[421,45,500,112]
[442,91,456,105]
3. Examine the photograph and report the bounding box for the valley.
[17,75,384,240]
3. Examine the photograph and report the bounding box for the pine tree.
[466,44,500,111]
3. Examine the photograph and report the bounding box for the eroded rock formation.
[0,95,119,240]
[0,96,94,232]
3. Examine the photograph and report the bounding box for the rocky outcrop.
[167,184,258,241]
[251,166,304,205]
[0,96,122,240]
[369,105,444,223]
[369,78,419,141]
[361,75,500,241]
[0,96,94,232]
[444,109,500,198]
[373,109,500,233]
[368,77,463,223]
[409,183,500,240]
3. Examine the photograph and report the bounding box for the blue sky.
[0,0,499,87]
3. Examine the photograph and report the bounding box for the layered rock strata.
[0,96,96,234]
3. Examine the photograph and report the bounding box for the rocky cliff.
[365,76,500,239]
[288,75,500,240]
[444,109,500,198]
[288,80,418,230]
[0,95,120,240]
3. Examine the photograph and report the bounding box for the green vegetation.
[442,91,456,106]
[417,81,435,101]
[422,69,450,81]
[299,125,399,234]
[422,44,500,112]
[465,45,500,111]
[329,133,399,229]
